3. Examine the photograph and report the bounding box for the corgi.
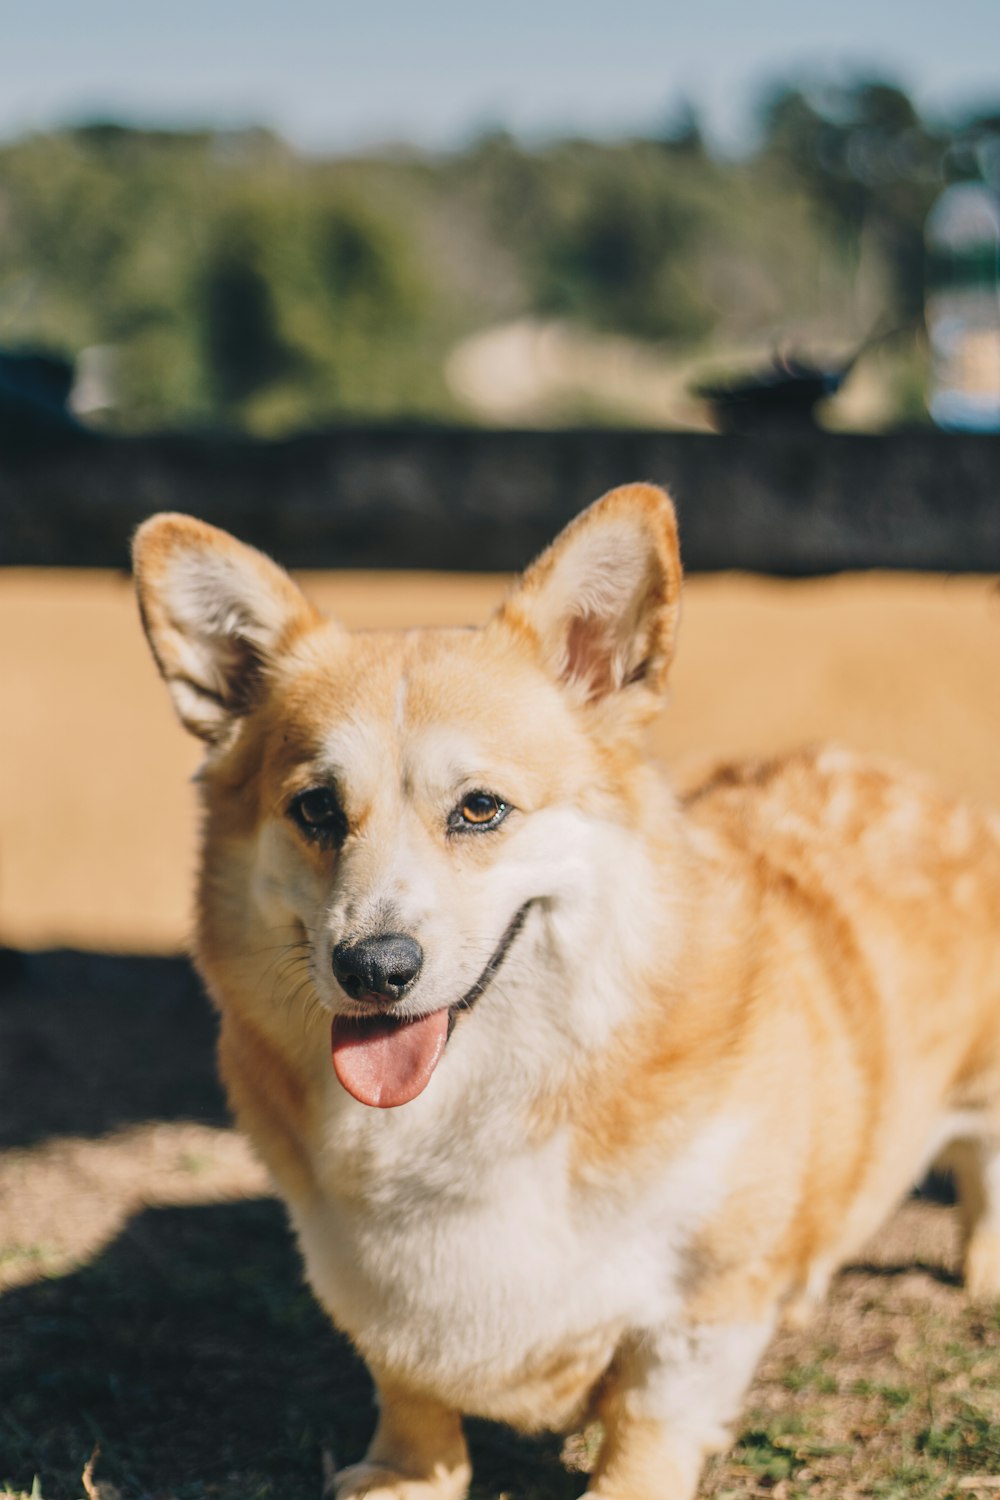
[133,484,1000,1500]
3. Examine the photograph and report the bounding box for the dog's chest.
[290,1110,741,1426]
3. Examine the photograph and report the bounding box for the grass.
[697,1272,1000,1500]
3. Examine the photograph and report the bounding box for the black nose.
[332,933,424,1003]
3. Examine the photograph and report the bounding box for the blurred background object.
[0,75,997,436]
[693,340,871,432]
[926,176,1000,430]
[0,347,83,447]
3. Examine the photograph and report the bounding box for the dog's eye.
[289,787,347,846]
[450,792,509,832]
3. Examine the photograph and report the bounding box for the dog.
[133,484,1000,1500]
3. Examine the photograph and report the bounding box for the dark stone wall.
[1,424,999,573]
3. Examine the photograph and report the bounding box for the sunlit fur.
[134,486,1000,1500]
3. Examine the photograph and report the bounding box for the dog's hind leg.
[334,1378,470,1500]
[950,1135,1000,1300]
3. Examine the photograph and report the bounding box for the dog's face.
[134,484,681,1107]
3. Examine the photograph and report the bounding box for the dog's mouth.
[330,900,534,1110]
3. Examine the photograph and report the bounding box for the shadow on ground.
[0,1196,576,1500]
[0,950,225,1149]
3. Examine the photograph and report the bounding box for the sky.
[2,0,999,154]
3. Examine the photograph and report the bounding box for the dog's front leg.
[334,1375,471,1500]
[587,1318,774,1500]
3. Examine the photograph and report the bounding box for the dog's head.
[133,484,682,1109]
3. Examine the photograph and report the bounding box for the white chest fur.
[289,1097,747,1428]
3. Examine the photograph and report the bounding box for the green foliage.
[0,127,449,432]
[758,78,946,324]
[731,1427,799,1482]
[533,147,716,340]
[918,1400,1000,1471]
[0,81,996,432]
[784,1360,838,1394]
[202,215,299,410]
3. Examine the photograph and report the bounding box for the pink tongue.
[331,1010,449,1108]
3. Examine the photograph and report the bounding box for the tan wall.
[2,568,999,952]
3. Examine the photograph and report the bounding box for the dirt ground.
[2,567,1000,1500]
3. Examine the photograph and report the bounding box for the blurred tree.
[202,223,297,412]
[759,78,942,324]
[539,163,713,339]
[461,138,718,342]
[657,99,708,157]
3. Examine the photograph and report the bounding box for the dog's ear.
[493,483,682,713]
[132,514,321,742]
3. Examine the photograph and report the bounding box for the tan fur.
[133,485,1000,1500]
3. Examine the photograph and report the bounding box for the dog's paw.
[333,1460,471,1500]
